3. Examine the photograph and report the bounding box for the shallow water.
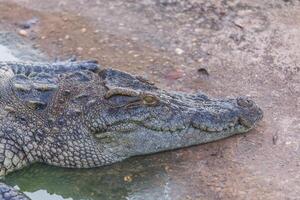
[0,44,19,61]
[5,156,172,200]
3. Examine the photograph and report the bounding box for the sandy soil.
[0,0,299,199]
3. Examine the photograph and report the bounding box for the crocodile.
[0,60,263,200]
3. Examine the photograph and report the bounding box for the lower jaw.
[120,126,249,157]
[178,126,249,147]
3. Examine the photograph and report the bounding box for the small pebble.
[65,35,70,40]
[124,175,133,182]
[81,28,87,33]
[18,29,28,37]
[175,48,184,55]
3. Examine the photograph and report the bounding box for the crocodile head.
[84,69,263,160]
[0,61,263,171]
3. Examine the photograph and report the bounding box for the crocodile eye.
[142,94,158,106]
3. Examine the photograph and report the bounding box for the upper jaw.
[179,96,263,134]
[135,96,263,135]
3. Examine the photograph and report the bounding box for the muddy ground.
[0,0,299,199]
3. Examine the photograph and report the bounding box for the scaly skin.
[0,60,263,200]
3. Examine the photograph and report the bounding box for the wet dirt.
[0,0,299,199]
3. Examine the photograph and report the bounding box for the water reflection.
[0,44,19,61]
[5,156,172,200]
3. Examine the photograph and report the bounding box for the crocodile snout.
[236,97,263,128]
[190,96,263,132]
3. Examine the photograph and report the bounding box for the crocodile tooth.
[207,127,217,132]
[170,126,177,132]
[216,127,223,132]
[162,126,169,132]
[199,124,207,131]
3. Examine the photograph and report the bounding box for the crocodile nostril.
[237,97,253,108]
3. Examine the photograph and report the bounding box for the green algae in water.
[4,156,171,200]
